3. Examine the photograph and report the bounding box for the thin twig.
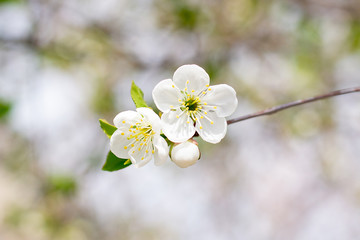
[227,86,360,125]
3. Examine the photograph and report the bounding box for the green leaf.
[102,151,132,171]
[131,81,148,108]
[99,119,117,138]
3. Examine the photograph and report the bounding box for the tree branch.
[227,86,360,125]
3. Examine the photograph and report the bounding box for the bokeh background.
[1,0,360,239]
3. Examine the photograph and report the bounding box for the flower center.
[182,96,201,112]
[128,122,155,143]
[184,97,199,111]
[121,117,156,157]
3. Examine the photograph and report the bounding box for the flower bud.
[170,139,200,168]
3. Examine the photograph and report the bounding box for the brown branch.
[227,86,360,125]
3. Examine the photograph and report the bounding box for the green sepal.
[130,81,148,108]
[99,119,117,138]
[102,151,132,171]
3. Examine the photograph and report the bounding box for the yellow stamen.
[172,85,175,88]
[200,116,204,119]
[124,146,128,149]
[122,120,126,124]
[152,150,155,154]
[206,84,209,87]
[208,88,212,91]
[176,115,179,118]
[214,106,217,109]
[200,126,203,129]
[121,132,125,135]
[204,111,208,114]
[211,121,214,124]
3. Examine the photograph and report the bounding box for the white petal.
[161,108,195,143]
[173,64,210,92]
[153,135,169,166]
[113,110,141,128]
[201,84,238,117]
[136,107,162,134]
[110,129,132,159]
[152,79,182,112]
[195,111,227,144]
[129,146,152,168]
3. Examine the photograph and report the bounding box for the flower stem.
[227,86,360,125]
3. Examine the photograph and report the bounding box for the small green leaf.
[131,81,148,108]
[102,151,132,171]
[99,119,117,138]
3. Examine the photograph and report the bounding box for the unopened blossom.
[152,64,238,143]
[171,139,200,168]
[110,108,169,168]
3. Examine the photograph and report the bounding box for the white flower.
[171,140,200,168]
[110,108,169,168]
[152,64,238,143]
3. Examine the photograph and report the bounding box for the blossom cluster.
[102,64,238,169]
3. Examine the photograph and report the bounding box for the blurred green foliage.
[348,20,360,51]
[0,99,11,120]
[292,18,323,90]
[173,3,201,30]
[44,175,77,197]
[0,0,22,4]
[92,79,116,116]
[40,43,85,68]
[295,18,322,69]
[157,0,206,30]
[3,206,24,227]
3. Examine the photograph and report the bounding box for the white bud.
[171,140,200,168]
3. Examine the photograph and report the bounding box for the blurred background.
[0,0,360,239]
